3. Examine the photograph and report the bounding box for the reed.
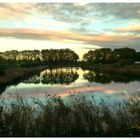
[0,93,140,137]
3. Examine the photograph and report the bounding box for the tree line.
[0,49,79,63]
[0,49,79,73]
[83,47,140,65]
[0,47,140,66]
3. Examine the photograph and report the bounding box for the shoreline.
[81,63,140,74]
[0,66,48,86]
[1,63,140,89]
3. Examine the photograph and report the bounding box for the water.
[1,67,140,100]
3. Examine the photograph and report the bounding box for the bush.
[119,59,134,66]
[0,63,6,76]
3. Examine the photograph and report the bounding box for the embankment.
[0,66,47,86]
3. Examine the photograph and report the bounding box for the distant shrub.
[119,59,134,66]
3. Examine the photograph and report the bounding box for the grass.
[0,66,47,86]
[1,61,140,87]
[0,61,79,86]
[81,63,140,78]
[0,93,140,137]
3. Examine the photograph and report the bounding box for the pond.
[1,67,140,101]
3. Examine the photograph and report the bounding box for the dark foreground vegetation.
[0,94,140,137]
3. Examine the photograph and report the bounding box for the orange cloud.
[0,4,33,20]
[115,24,140,33]
[0,28,139,43]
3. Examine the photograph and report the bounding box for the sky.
[0,3,140,58]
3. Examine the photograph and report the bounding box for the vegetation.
[0,47,140,137]
[0,94,140,136]
[0,49,79,77]
[0,66,47,87]
[0,48,79,65]
[0,47,140,89]
[0,48,79,85]
[0,62,6,76]
[83,47,139,65]
[135,52,140,61]
[0,47,139,69]
[0,50,40,61]
[0,47,140,75]
[41,49,79,65]
[83,48,113,64]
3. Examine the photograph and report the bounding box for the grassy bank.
[81,62,140,75]
[0,94,140,137]
[0,66,47,86]
[1,61,140,86]
[0,62,79,87]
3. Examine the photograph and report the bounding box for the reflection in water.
[83,70,140,83]
[23,68,79,85]
[24,74,40,84]
[41,69,79,85]
[1,67,140,98]
[83,71,111,84]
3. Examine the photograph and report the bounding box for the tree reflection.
[23,74,40,84]
[41,69,79,85]
[83,71,111,83]
[83,70,140,83]
[23,69,79,85]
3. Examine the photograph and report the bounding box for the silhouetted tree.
[41,49,79,64]
[135,52,140,61]
[83,48,113,64]
[113,47,136,63]
[83,47,137,65]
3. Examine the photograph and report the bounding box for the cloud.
[0,4,140,51]
[0,28,73,40]
[34,3,140,24]
[32,3,140,35]
[0,28,140,51]
[84,37,140,51]
[88,3,140,20]
[0,3,34,20]
[81,47,101,50]
[0,28,139,42]
[1,3,140,24]
[1,3,140,34]
[115,24,140,33]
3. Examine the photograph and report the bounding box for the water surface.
[1,67,140,100]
